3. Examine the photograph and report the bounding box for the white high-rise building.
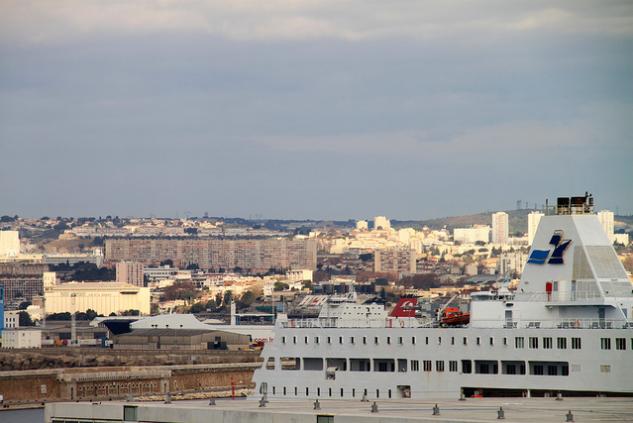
[355,220,369,231]
[0,230,20,257]
[597,210,615,243]
[373,216,391,231]
[527,211,544,246]
[491,212,509,245]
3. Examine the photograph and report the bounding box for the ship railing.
[278,317,632,330]
[279,318,425,329]
[491,318,632,329]
[512,292,605,303]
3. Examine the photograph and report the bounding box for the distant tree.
[53,222,69,231]
[302,280,313,290]
[18,301,31,310]
[91,237,105,246]
[237,291,255,310]
[223,290,233,306]
[374,278,389,286]
[214,292,223,308]
[184,227,198,236]
[18,311,35,326]
[85,309,98,321]
[190,302,205,313]
[47,312,72,321]
[159,259,174,267]
[120,309,140,316]
[359,253,374,262]
[109,312,117,317]
[273,282,289,291]
[161,281,197,302]
[400,273,441,290]
[185,262,199,270]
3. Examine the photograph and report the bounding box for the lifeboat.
[440,307,470,326]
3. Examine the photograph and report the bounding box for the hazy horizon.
[2,1,632,219]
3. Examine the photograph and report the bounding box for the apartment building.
[105,238,317,272]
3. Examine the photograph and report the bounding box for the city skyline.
[1,1,632,219]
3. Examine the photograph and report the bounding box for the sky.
[1,1,632,220]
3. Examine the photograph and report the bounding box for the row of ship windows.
[271,386,395,399]
[280,335,633,351]
[267,357,570,377]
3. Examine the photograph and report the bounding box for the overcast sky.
[1,1,632,220]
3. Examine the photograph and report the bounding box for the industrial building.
[43,275,151,316]
[112,328,250,351]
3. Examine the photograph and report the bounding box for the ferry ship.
[252,194,633,399]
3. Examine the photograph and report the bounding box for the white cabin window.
[451,337,455,345]
[315,336,319,344]
[304,336,308,344]
[476,337,481,346]
[398,337,403,345]
[515,337,524,349]
[600,364,611,373]
[363,336,367,344]
[411,360,420,371]
[350,337,355,344]
[412,336,416,345]
[543,337,552,349]
[449,361,458,372]
[327,337,331,344]
[425,336,429,345]
[374,336,379,345]
[463,337,468,345]
[571,337,582,349]
[557,337,567,349]
[601,338,611,350]
[387,336,391,345]
[529,337,538,349]
[616,338,626,350]
[339,336,343,344]
[423,360,432,371]
[282,336,286,344]
[436,361,445,372]
[489,337,494,346]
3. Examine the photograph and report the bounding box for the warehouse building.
[112,328,250,351]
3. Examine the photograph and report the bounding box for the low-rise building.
[112,328,250,351]
[2,328,42,348]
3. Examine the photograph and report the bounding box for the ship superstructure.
[252,195,633,399]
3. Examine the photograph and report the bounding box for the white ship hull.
[253,325,632,399]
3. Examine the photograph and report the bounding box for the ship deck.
[45,396,633,422]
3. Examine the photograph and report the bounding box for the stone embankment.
[0,349,262,409]
[0,348,260,371]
